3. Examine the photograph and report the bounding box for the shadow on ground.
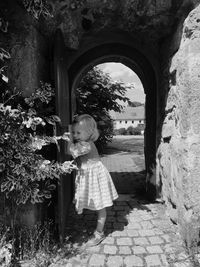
[65,194,154,249]
[110,170,146,194]
[65,136,148,250]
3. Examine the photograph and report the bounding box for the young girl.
[68,114,118,246]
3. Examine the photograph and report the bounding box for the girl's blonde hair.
[73,114,99,141]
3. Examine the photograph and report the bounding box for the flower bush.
[0,226,13,267]
[0,83,76,206]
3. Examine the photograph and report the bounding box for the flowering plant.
[0,83,76,205]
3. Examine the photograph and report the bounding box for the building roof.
[110,106,145,120]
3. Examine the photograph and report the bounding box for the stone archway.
[65,37,158,200]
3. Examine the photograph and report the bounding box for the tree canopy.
[75,66,131,150]
[76,66,130,113]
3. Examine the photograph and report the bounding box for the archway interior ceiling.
[67,43,156,98]
[46,0,195,48]
[70,55,147,95]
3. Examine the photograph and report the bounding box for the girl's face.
[72,122,89,142]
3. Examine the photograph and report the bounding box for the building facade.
[110,106,145,130]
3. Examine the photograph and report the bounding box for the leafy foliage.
[0,17,10,84]
[76,67,130,150]
[23,0,53,20]
[0,84,76,206]
[0,226,13,267]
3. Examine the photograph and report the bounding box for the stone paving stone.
[103,245,117,254]
[151,219,172,231]
[164,243,177,253]
[126,222,142,229]
[86,245,101,253]
[106,256,124,267]
[117,237,133,246]
[110,230,123,237]
[113,222,125,230]
[84,215,96,221]
[127,229,139,237]
[160,254,169,266]
[119,245,132,254]
[88,254,106,266]
[161,234,172,242]
[145,254,162,266]
[138,229,155,236]
[107,216,116,222]
[148,236,164,244]
[116,201,127,206]
[117,211,127,216]
[117,216,128,223]
[128,215,143,222]
[107,210,115,216]
[132,246,147,254]
[140,215,154,221]
[113,205,126,211]
[134,237,149,246]
[105,222,112,229]
[102,236,115,245]
[140,221,154,229]
[153,229,164,235]
[124,255,144,267]
[146,245,163,254]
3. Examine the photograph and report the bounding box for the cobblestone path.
[52,195,191,267]
[49,144,192,267]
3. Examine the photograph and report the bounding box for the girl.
[68,114,118,246]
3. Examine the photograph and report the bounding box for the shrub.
[0,226,13,267]
[117,128,127,135]
[0,84,76,211]
[126,126,134,135]
[131,126,141,135]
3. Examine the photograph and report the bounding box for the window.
[132,120,134,123]
[125,121,127,124]
[139,120,141,123]
[120,121,122,123]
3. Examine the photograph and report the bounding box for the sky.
[98,62,145,105]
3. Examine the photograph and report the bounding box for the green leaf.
[0,162,5,172]
[51,115,61,122]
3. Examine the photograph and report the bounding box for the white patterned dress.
[69,141,118,214]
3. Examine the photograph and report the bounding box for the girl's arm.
[69,141,91,158]
[62,125,73,155]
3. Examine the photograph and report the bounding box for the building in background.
[110,106,145,131]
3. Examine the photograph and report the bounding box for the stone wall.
[0,0,52,225]
[0,0,51,96]
[1,0,200,235]
[158,3,200,234]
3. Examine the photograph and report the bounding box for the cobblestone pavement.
[53,195,192,267]
[50,147,192,267]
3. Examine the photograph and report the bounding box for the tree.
[76,66,130,151]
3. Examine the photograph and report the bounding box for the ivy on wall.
[22,0,53,19]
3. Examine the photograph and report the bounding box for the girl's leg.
[86,208,106,246]
[96,207,107,233]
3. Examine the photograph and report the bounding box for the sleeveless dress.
[70,141,118,214]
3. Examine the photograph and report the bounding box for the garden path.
[50,136,192,267]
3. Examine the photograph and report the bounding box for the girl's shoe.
[86,230,105,247]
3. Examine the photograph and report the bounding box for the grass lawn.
[106,135,144,155]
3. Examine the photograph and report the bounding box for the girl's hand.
[62,125,73,142]
[62,132,70,141]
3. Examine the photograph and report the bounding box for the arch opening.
[73,61,146,194]
[67,42,157,199]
